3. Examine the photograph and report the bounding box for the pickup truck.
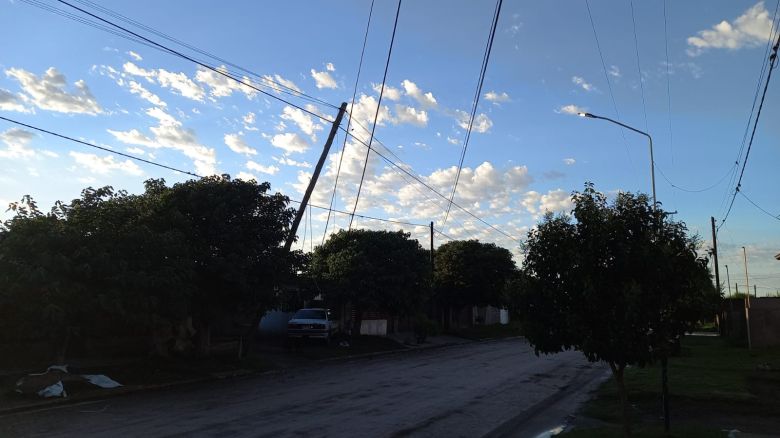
[287,308,338,343]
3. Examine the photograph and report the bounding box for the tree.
[311,229,430,332]
[434,240,516,326]
[516,183,718,437]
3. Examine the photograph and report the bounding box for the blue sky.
[1,0,779,293]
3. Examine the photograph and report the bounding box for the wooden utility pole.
[710,217,721,296]
[429,221,434,275]
[284,102,347,252]
[742,246,752,350]
[725,265,731,297]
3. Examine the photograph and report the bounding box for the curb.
[0,336,521,417]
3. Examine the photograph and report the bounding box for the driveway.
[0,338,608,437]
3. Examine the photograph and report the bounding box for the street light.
[577,112,656,208]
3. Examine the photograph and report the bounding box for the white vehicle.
[287,308,338,342]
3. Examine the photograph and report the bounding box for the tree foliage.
[311,229,430,318]
[516,183,719,435]
[434,240,516,309]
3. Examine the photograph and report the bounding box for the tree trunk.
[610,362,631,437]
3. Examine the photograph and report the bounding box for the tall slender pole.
[725,265,731,297]
[710,217,721,297]
[742,246,752,350]
[284,102,348,252]
[649,136,657,208]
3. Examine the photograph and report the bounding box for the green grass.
[446,321,523,340]
[568,335,780,435]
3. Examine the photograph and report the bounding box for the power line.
[54,0,334,123]
[628,0,649,132]
[739,191,780,221]
[662,0,673,165]
[0,115,201,178]
[583,0,637,178]
[719,30,780,231]
[655,161,737,193]
[349,0,402,229]
[443,0,503,226]
[323,0,375,244]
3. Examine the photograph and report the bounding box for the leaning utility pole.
[711,217,721,296]
[725,265,731,297]
[284,102,347,252]
[742,246,752,350]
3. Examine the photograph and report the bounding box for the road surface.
[0,338,608,437]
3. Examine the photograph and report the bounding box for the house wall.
[721,297,780,347]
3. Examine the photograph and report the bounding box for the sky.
[1,0,779,294]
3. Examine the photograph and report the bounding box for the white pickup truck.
[287,308,339,342]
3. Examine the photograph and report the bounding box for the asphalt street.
[0,338,608,438]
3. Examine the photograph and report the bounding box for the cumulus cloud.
[402,80,438,108]
[372,83,402,101]
[326,62,336,72]
[246,160,280,175]
[127,51,143,61]
[563,158,576,165]
[393,104,429,127]
[5,67,102,115]
[128,81,166,107]
[280,105,323,140]
[269,132,309,155]
[347,94,394,135]
[454,110,493,133]
[572,76,595,92]
[195,65,256,99]
[446,136,460,145]
[261,74,302,94]
[122,62,205,101]
[273,156,312,168]
[69,151,143,176]
[236,171,258,181]
[484,91,511,103]
[687,2,774,56]
[522,189,572,215]
[224,133,257,156]
[310,69,338,89]
[107,107,217,175]
[0,128,36,159]
[122,62,156,82]
[0,88,31,113]
[555,104,586,115]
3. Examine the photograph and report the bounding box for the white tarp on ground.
[37,381,66,398]
[82,374,122,388]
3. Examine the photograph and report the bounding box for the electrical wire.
[662,0,673,165]
[583,0,637,178]
[738,191,780,221]
[629,0,649,131]
[349,0,402,229]
[0,115,201,178]
[655,161,737,193]
[443,0,503,226]
[322,0,375,244]
[54,0,333,123]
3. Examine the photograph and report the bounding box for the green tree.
[434,240,516,326]
[311,229,430,332]
[516,183,718,437]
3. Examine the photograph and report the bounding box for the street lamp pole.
[578,112,656,208]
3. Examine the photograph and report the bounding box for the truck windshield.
[293,309,326,320]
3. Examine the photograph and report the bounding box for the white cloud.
[127,51,143,61]
[280,105,323,140]
[455,110,493,133]
[555,104,586,115]
[269,132,309,155]
[246,160,280,175]
[522,189,572,215]
[310,69,338,89]
[156,69,205,101]
[372,83,402,101]
[243,112,256,125]
[128,81,167,107]
[572,76,595,92]
[446,136,460,145]
[224,133,258,156]
[195,65,256,99]
[0,128,36,159]
[273,156,312,168]
[0,88,31,113]
[393,104,429,127]
[563,158,576,165]
[122,62,156,82]
[326,62,336,72]
[484,91,511,103]
[608,65,621,78]
[107,108,217,175]
[69,151,143,176]
[347,94,393,137]
[5,67,102,115]
[687,2,774,56]
[261,74,302,94]
[236,171,258,181]
[402,80,437,108]
[126,147,145,155]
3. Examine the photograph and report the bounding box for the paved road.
[0,339,608,438]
